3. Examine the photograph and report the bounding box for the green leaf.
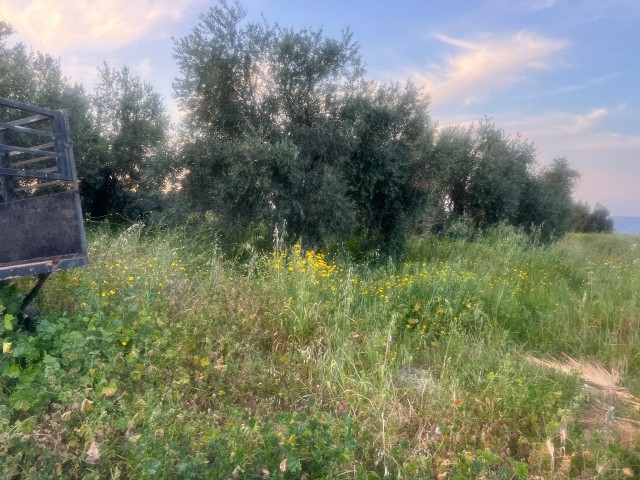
[10,389,33,411]
[37,319,58,336]
[11,340,40,361]
[286,451,301,472]
[17,418,35,434]
[514,461,529,479]
[3,314,14,331]
[3,363,21,378]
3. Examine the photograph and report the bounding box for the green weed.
[1,226,639,478]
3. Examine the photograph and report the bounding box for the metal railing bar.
[0,122,55,138]
[0,114,50,131]
[0,144,61,157]
[11,155,57,167]
[14,180,67,192]
[0,167,66,180]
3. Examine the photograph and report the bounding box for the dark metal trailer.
[0,97,87,320]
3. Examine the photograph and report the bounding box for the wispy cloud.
[516,0,559,11]
[132,59,154,79]
[507,108,609,136]
[582,0,640,21]
[408,32,567,108]
[523,73,620,99]
[0,0,196,53]
[61,54,101,88]
[438,107,609,137]
[485,0,559,12]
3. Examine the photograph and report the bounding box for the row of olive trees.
[0,7,613,253]
[171,1,612,250]
[430,122,584,238]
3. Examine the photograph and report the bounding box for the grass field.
[1,225,639,479]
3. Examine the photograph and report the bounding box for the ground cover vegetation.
[1,226,639,478]
[1,2,631,478]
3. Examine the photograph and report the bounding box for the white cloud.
[519,108,608,136]
[485,0,559,12]
[496,108,640,154]
[132,58,154,79]
[408,32,567,108]
[519,0,558,11]
[0,0,196,53]
[582,0,640,20]
[62,55,101,89]
[438,108,612,150]
[523,73,620,99]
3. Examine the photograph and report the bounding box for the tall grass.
[1,225,639,478]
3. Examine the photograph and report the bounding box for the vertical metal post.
[52,111,68,177]
[0,131,14,202]
[59,109,88,258]
[18,272,50,331]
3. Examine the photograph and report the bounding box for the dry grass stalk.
[523,354,640,408]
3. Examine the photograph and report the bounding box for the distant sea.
[613,216,640,235]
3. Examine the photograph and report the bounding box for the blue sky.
[3,0,639,215]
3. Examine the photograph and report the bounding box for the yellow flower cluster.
[359,263,477,303]
[402,302,453,345]
[273,244,338,285]
[488,267,544,297]
[73,253,188,301]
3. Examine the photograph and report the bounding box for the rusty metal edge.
[0,256,88,281]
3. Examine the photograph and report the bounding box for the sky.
[2,0,639,215]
